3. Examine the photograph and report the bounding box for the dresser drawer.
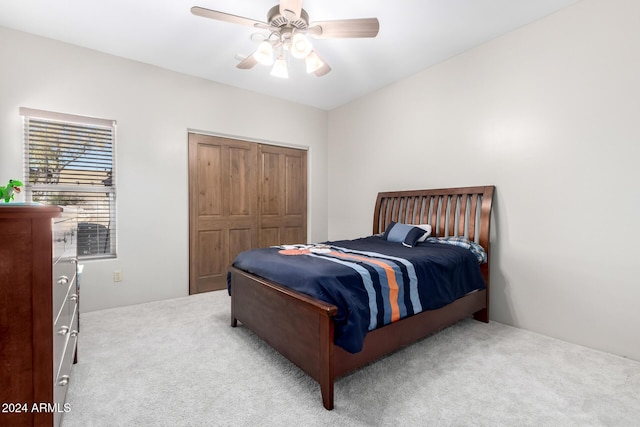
[54,301,78,380]
[53,289,78,365]
[54,302,78,427]
[53,260,76,320]
[52,228,66,263]
[53,218,75,261]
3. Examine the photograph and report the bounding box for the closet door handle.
[58,326,69,336]
[69,293,78,302]
[58,276,69,286]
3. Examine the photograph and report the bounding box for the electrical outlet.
[113,271,122,282]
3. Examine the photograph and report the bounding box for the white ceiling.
[0,0,580,110]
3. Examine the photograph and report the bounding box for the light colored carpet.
[63,290,640,427]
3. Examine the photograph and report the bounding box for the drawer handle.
[57,375,70,387]
[56,237,67,243]
[69,293,78,302]
[58,326,69,336]
[57,276,69,286]
[70,330,78,337]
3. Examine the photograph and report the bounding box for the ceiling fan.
[191,1,380,78]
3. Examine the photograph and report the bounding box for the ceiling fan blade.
[308,18,380,39]
[312,51,331,77]
[191,6,268,29]
[237,54,258,70]
[314,62,331,77]
[279,0,303,21]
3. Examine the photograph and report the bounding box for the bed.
[228,185,495,409]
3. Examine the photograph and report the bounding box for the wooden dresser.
[0,205,79,427]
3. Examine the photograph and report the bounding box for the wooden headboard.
[373,186,495,252]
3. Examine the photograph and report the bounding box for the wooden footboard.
[230,267,486,409]
[230,267,339,409]
[229,186,495,410]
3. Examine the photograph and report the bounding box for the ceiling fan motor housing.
[267,5,309,30]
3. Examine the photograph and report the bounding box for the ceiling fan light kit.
[271,56,289,79]
[291,33,312,59]
[191,1,379,78]
[254,41,275,65]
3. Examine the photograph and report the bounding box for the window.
[21,108,117,259]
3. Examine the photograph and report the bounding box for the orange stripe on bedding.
[329,251,401,322]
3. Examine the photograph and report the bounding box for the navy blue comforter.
[230,236,485,353]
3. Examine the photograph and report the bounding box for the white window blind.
[21,108,117,259]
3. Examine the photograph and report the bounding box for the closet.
[188,133,307,294]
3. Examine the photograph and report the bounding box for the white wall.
[2,0,638,362]
[327,0,640,361]
[0,27,328,312]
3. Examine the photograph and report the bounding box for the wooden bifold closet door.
[188,133,307,294]
[258,144,307,247]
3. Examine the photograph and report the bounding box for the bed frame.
[229,185,495,409]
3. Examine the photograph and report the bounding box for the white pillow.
[416,224,432,242]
